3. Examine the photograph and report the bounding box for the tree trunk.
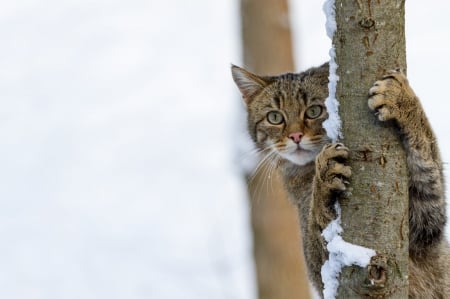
[333,0,409,297]
[239,0,312,298]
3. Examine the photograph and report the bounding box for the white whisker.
[246,147,281,205]
[248,148,276,184]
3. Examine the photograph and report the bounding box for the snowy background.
[0,1,449,298]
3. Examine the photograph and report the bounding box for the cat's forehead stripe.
[275,80,308,106]
[272,96,281,109]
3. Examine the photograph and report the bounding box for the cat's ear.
[231,65,271,104]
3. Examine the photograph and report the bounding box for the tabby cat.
[231,63,450,298]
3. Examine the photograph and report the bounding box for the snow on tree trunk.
[330,0,409,297]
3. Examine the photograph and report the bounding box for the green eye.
[305,105,323,119]
[267,111,284,125]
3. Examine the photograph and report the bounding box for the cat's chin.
[280,149,317,166]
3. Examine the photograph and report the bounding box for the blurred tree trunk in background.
[334,0,409,297]
[239,1,311,298]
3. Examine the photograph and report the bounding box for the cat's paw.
[315,143,351,194]
[368,69,413,122]
[313,143,351,226]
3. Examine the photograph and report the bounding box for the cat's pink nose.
[289,132,303,144]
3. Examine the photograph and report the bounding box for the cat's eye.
[267,111,284,125]
[305,105,323,119]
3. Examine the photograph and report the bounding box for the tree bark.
[333,0,409,297]
[239,0,312,298]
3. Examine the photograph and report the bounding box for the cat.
[231,63,450,298]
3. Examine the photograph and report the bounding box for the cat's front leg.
[304,143,351,291]
[368,70,446,255]
[311,143,351,230]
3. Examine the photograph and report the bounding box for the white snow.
[322,0,342,142]
[323,0,337,38]
[321,203,376,299]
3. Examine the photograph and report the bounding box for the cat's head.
[232,63,330,166]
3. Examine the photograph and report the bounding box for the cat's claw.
[312,143,351,226]
[368,69,411,122]
[381,68,407,84]
[315,143,351,194]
